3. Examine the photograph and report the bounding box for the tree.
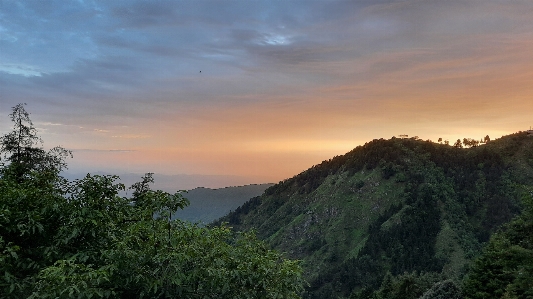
[371,272,440,299]
[0,104,304,298]
[0,104,73,297]
[0,103,40,163]
[419,280,463,299]
[454,139,463,148]
[0,103,71,181]
[462,138,479,148]
[376,272,394,299]
[0,160,69,298]
[484,135,491,143]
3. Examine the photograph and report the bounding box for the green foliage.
[463,190,533,299]
[0,104,304,299]
[220,134,533,299]
[419,280,463,299]
[0,103,72,180]
[348,271,442,299]
[0,167,305,299]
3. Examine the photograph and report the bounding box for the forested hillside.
[218,133,533,298]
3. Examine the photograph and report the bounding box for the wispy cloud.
[72,149,136,153]
[1,0,532,180]
[94,129,110,133]
[111,134,149,139]
[0,64,43,77]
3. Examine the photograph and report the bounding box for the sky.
[1,0,532,187]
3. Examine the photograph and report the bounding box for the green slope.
[217,132,533,298]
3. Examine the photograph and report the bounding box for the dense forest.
[0,104,304,298]
[218,130,533,298]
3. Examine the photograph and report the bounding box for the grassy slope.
[218,132,533,298]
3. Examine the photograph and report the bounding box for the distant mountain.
[61,172,271,192]
[173,184,274,223]
[62,172,273,224]
[217,132,533,299]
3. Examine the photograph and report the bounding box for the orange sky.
[1,1,532,186]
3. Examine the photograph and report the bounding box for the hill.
[61,172,268,194]
[217,132,533,298]
[61,173,273,223]
[172,183,273,223]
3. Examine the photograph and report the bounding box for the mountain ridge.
[217,131,533,298]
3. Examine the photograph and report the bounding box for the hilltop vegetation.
[0,104,303,298]
[218,132,533,298]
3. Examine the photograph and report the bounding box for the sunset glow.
[1,1,532,186]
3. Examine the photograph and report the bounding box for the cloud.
[72,149,136,153]
[111,134,149,139]
[108,149,136,152]
[0,64,43,77]
[2,0,533,180]
[39,122,64,126]
[110,1,183,28]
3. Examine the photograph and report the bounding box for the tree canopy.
[463,189,533,299]
[0,104,304,298]
[0,103,72,181]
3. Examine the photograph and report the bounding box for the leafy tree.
[0,104,304,298]
[0,104,73,297]
[0,167,68,298]
[0,103,71,181]
[484,135,491,143]
[0,103,40,164]
[462,138,480,148]
[454,139,463,148]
